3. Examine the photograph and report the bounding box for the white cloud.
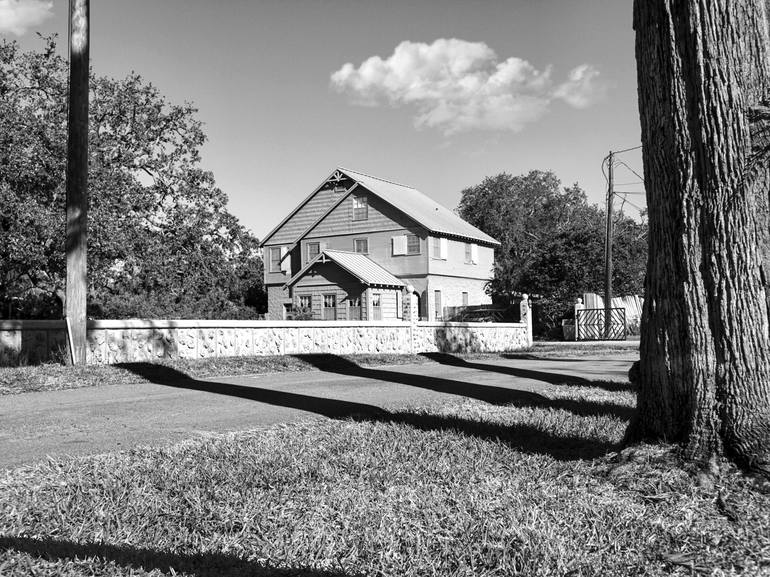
[553,64,607,109]
[0,0,53,36]
[331,39,607,134]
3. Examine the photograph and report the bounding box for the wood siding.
[299,230,428,277]
[309,189,418,237]
[266,187,341,245]
[427,236,495,281]
[263,244,301,287]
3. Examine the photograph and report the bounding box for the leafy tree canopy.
[0,37,266,319]
[457,170,647,335]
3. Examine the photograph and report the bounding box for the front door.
[323,294,337,320]
[348,295,362,320]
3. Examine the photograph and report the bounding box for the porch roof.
[284,250,405,289]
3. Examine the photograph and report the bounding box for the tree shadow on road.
[0,536,349,577]
[291,354,633,420]
[118,361,626,461]
[420,352,636,393]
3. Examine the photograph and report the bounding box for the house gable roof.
[260,169,353,247]
[338,167,500,246]
[261,167,500,248]
[284,250,405,289]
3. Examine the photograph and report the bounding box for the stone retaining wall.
[0,319,531,366]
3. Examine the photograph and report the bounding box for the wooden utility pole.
[604,151,614,339]
[65,0,89,365]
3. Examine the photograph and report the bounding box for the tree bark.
[634,0,770,475]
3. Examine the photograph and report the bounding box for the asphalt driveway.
[0,353,636,469]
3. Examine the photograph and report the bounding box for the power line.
[614,195,646,213]
[612,144,643,155]
[614,160,645,183]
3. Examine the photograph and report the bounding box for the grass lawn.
[1,376,768,576]
[0,342,639,396]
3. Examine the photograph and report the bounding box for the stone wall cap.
[0,320,66,330]
[417,321,527,328]
[87,319,414,330]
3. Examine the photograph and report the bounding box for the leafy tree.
[0,37,265,319]
[457,171,647,336]
[634,0,770,475]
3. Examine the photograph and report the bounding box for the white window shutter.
[439,238,448,260]
[471,243,479,264]
[392,235,407,255]
[280,247,291,273]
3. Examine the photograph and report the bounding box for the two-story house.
[260,168,500,321]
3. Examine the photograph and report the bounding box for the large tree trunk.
[634,0,770,475]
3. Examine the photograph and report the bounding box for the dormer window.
[353,196,368,221]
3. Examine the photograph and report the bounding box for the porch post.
[365,287,373,321]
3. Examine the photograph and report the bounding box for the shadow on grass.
[422,352,637,393]
[118,361,626,460]
[0,536,351,577]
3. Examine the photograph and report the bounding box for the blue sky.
[2,0,645,239]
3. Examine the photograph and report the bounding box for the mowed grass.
[0,353,434,396]
[0,342,639,396]
[1,381,768,576]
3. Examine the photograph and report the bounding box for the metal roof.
[338,167,500,246]
[285,250,405,288]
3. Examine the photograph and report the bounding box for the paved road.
[0,354,636,469]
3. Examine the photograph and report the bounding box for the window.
[353,196,368,221]
[323,294,337,320]
[354,238,368,254]
[465,243,479,264]
[298,295,312,310]
[372,293,382,320]
[432,237,447,259]
[392,234,421,256]
[407,234,420,255]
[269,247,282,272]
[462,292,469,307]
[434,290,442,320]
[307,242,320,262]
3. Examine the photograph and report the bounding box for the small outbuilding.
[284,250,405,321]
